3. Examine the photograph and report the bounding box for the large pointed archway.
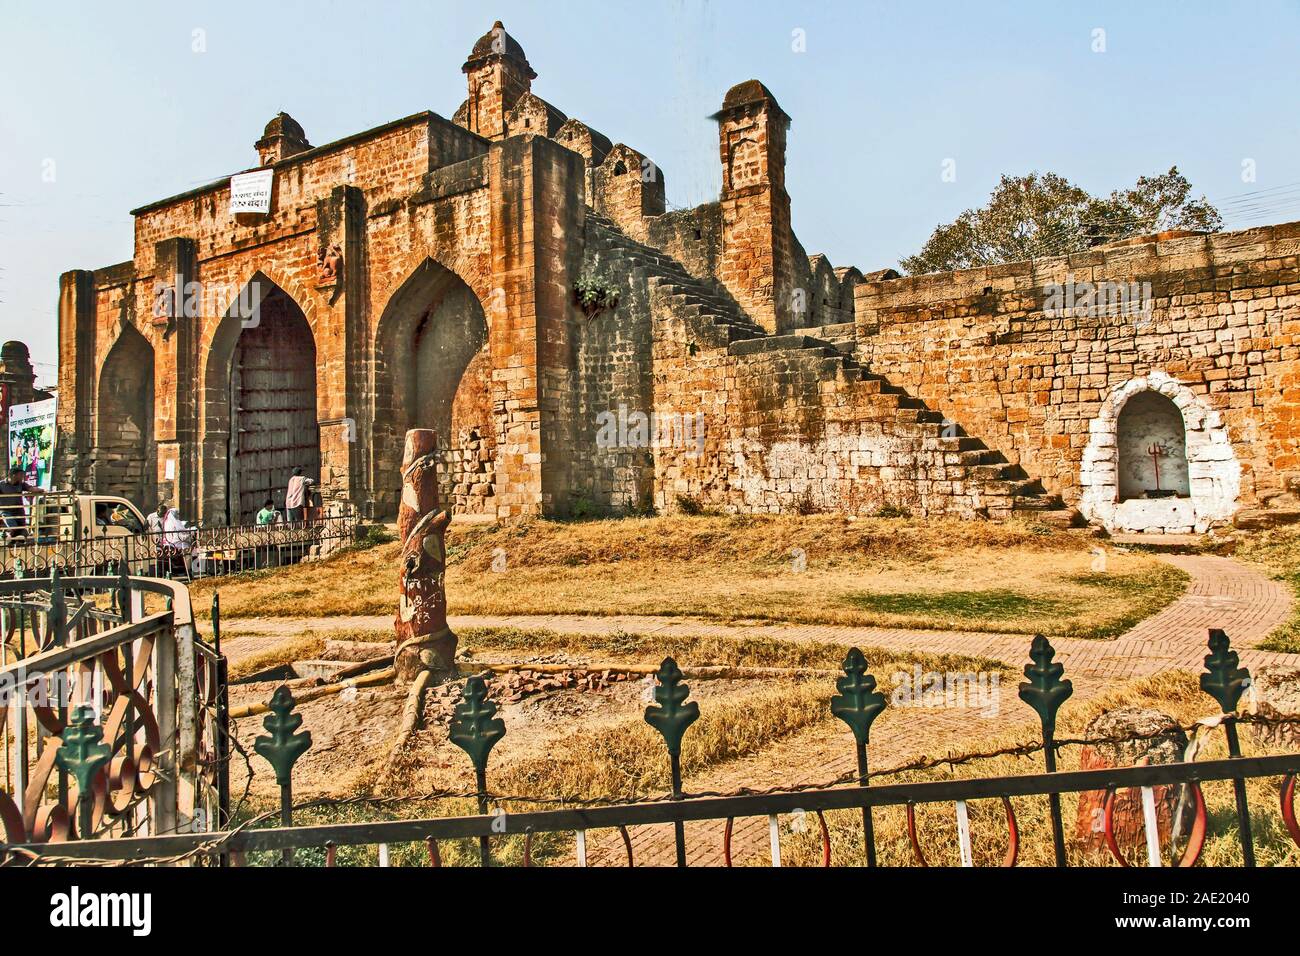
[202,275,320,525]
[373,258,492,517]
[95,323,155,505]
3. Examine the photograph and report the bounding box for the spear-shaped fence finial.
[449,675,506,866]
[254,685,312,865]
[644,657,699,867]
[55,705,112,839]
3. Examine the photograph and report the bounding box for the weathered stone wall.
[647,323,1023,518]
[441,346,497,515]
[485,134,586,518]
[591,144,665,245]
[52,22,1300,534]
[854,223,1300,531]
[573,220,657,513]
[646,204,723,285]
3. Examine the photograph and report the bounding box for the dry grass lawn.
[1235,526,1300,653]
[194,514,1187,639]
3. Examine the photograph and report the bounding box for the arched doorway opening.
[204,277,319,525]
[1079,372,1240,534]
[374,259,491,517]
[1117,391,1190,500]
[95,324,155,505]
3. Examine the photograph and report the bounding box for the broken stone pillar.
[1073,708,1192,856]
[1248,666,1300,748]
[393,429,457,683]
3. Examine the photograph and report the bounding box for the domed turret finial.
[254,111,312,167]
[464,20,535,77]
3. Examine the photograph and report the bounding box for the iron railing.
[0,507,361,581]
[0,571,228,849]
[3,627,1297,867]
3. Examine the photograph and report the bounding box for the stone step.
[728,334,827,357]
[1020,508,1083,529]
[1107,532,1204,551]
[957,449,1006,466]
[934,435,985,452]
[1013,496,1067,512]
[1233,508,1300,530]
[591,212,1066,527]
[891,408,946,424]
[625,254,761,341]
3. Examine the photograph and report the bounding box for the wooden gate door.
[226,292,320,524]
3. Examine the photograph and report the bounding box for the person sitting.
[256,498,280,526]
[159,507,196,578]
[147,502,167,535]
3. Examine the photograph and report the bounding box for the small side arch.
[94,323,155,504]
[1079,372,1240,533]
[371,257,492,518]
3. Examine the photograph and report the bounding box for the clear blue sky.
[3,0,1299,385]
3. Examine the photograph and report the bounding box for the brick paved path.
[220,554,1297,865]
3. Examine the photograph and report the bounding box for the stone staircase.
[585,213,1075,523]
[586,213,767,348]
[726,334,1071,520]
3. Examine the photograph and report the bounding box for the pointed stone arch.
[372,257,492,517]
[94,323,155,504]
[200,272,321,524]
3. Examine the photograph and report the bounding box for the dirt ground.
[227,643,791,808]
[209,517,1299,867]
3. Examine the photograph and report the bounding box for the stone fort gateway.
[50,22,1300,534]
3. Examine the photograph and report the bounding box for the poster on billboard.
[7,398,57,490]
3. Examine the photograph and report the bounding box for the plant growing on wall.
[574,272,621,319]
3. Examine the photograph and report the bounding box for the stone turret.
[255,112,312,166]
[460,21,537,140]
[0,340,49,408]
[714,80,796,334]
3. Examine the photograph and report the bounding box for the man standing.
[146,502,168,536]
[0,466,40,540]
[285,467,315,523]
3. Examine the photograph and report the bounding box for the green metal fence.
[4,627,1299,868]
[0,570,228,851]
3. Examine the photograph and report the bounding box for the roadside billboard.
[7,398,56,490]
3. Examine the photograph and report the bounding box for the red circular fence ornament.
[723,813,831,867]
[906,798,1019,867]
[1281,774,1300,850]
[1102,782,1206,867]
